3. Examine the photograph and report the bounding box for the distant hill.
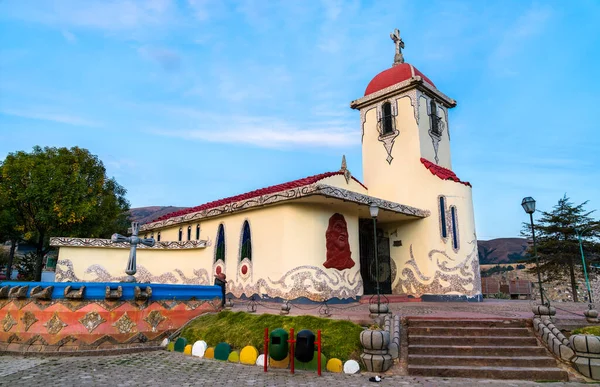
[477,238,530,264]
[128,206,188,225]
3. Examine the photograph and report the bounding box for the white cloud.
[138,46,182,72]
[3,0,176,32]
[0,108,101,127]
[149,114,358,149]
[488,4,553,74]
[61,29,77,43]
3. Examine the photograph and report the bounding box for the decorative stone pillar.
[584,308,598,324]
[369,303,389,319]
[570,335,600,380]
[532,305,556,321]
[359,329,393,372]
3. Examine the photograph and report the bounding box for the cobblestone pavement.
[0,351,592,387]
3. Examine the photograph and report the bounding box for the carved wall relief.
[323,213,355,270]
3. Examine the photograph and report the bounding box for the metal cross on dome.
[390,28,405,65]
[111,222,155,283]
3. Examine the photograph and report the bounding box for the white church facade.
[52,31,482,302]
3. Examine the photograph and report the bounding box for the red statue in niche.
[324,213,355,270]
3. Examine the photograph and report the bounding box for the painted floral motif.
[79,312,107,333]
[20,312,39,332]
[1,313,17,332]
[112,312,137,334]
[44,312,68,335]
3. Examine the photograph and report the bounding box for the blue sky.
[1,0,599,240]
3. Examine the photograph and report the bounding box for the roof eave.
[138,183,429,232]
[350,77,456,110]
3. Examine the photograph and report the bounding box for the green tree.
[0,146,130,281]
[522,195,600,302]
[0,199,23,280]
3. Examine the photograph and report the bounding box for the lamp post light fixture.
[574,226,593,303]
[369,203,381,312]
[521,197,545,305]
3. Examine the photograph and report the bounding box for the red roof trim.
[420,158,471,187]
[153,172,368,223]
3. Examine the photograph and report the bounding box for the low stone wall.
[0,282,221,353]
[533,316,600,380]
[532,317,574,362]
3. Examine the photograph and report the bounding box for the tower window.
[157,232,161,242]
[187,225,192,241]
[380,102,395,135]
[439,196,447,239]
[178,227,183,242]
[196,224,200,240]
[215,224,225,262]
[240,221,252,261]
[450,206,459,250]
[430,99,441,136]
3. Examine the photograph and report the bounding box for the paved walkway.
[0,351,592,386]
[231,298,591,324]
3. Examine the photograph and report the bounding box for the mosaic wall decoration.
[324,213,355,270]
[0,296,219,353]
[50,237,209,249]
[55,259,210,285]
[394,238,481,297]
[237,258,253,283]
[228,265,363,302]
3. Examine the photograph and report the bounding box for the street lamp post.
[521,197,545,305]
[574,226,593,303]
[369,203,380,311]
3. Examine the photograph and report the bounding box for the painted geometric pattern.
[49,237,209,250]
[0,298,220,352]
[79,312,106,333]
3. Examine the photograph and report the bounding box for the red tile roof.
[152,171,368,223]
[420,158,471,187]
[364,63,435,96]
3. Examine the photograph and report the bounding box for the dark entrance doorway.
[359,219,392,295]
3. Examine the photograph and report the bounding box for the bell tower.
[350,29,457,208]
[349,29,481,302]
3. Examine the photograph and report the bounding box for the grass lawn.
[180,311,364,361]
[572,326,600,335]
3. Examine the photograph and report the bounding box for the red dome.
[364,63,435,96]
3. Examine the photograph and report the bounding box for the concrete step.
[408,326,531,337]
[408,364,569,381]
[408,354,558,368]
[409,335,538,346]
[408,319,528,328]
[409,345,548,357]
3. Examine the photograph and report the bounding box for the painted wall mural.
[228,265,363,301]
[55,260,362,302]
[394,239,481,297]
[56,260,210,285]
[324,213,355,270]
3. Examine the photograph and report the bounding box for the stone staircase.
[407,318,569,381]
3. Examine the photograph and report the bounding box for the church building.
[52,30,482,302]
